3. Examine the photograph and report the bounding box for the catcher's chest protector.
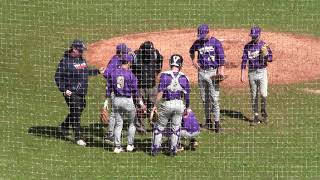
[166,72,186,94]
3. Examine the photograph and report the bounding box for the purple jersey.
[189,37,225,70]
[158,71,190,108]
[103,55,121,79]
[182,112,200,133]
[106,68,138,98]
[241,40,273,70]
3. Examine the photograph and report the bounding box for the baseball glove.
[100,108,109,125]
[261,43,269,57]
[211,74,227,82]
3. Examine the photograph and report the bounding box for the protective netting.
[1,0,319,179]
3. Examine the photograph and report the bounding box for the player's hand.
[183,108,191,117]
[99,67,106,74]
[240,76,245,83]
[65,90,72,97]
[192,61,200,70]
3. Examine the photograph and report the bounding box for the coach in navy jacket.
[54,39,104,146]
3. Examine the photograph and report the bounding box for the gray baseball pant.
[112,97,136,147]
[248,68,268,116]
[152,100,184,151]
[198,68,220,122]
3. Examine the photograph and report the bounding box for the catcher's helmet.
[70,39,86,52]
[170,54,183,68]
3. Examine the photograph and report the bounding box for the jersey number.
[116,76,125,89]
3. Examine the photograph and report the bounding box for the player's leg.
[209,76,221,133]
[125,98,136,151]
[113,98,124,152]
[249,71,260,124]
[169,100,184,156]
[198,71,212,128]
[151,103,170,156]
[260,68,268,123]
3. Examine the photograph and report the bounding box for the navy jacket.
[54,51,99,96]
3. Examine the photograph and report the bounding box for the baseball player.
[189,24,225,133]
[105,54,146,153]
[102,43,132,143]
[151,54,191,157]
[54,39,104,146]
[240,26,273,125]
[178,110,200,152]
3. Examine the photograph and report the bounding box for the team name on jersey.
[198,46,215,55]
[248,50,260,59]
[73,62,87,69]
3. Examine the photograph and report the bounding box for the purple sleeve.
[267,47,273,62]
[241,46,248,69]
[180,76,191,108]
[158,73,170,92]
[131,73,139,98]
[215,40,225,66]
[103,56,119,79]
[189,41,197,55]
[106,76,112,98]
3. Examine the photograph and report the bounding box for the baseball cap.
[249,26,261,37]
[116,43,131,54]
[70,39,86,52]
[197,24,209,39]
[121,54,133,63]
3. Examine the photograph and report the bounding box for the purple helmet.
[116,43,131,54]
[121,54,133,63]
[197,24,209,39]
[249,26,261,37]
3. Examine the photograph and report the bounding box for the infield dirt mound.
[85,29,320,87]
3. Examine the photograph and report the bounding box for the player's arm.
[131,74,146,110]
[240,47,248,83]
[54,59,69,94]
[216,40,225,76]
[189,43,200,70]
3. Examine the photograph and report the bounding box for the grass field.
[1,0,320,179]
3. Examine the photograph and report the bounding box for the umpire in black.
[54,39,104,146]
[132,41,163,133]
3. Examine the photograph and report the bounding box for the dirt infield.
[85,29,320,87]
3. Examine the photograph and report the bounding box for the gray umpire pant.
[152,99,184,151]
[248,68,268,116]
[113,97,136,147]
[198,68,220,122]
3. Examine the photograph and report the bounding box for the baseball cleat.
[169,149,177,157]
[114,147,124,154]
[103,135,114,144]
[151,148,160,156]
[76,139,87,147]
[214,122,222,133]
[250,115,261,126]
[189,138,198,151]
[126,144,134,152]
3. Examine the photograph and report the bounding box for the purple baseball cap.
[116,43,131,54]
[197,24,209,39]
[249,26,261,37]
[121,54,133,63]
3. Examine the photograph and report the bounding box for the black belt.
[200,67,217,71]
[165,98,181,101]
